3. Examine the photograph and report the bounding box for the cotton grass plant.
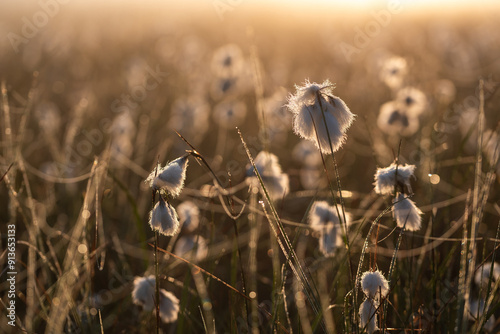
[144,154,188,332]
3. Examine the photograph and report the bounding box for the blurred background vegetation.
[1,1,499,333]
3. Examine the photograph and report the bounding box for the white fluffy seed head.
[318,224,341,257]
[379,56,408,90]
[146,155,188,197]
[392,193,422,232]
[132,276,156,311]
[359,298,379,334]
[361,270,389,299]
[374,162,416,195]
[177,201,200,232]
[396,86,428,116]
[306,102,345,154]
[149,197,180,236]
[286,80,355,154]
[159,289,180,323]
[174,235,208,262]
[309,201,352,231]
[377,101,419,137]
[309,201,338,231]
[131,276,180,324]
[246,151,289,200]
[211,43,244,77]
[309,201,351,255]
[326,95,355,132]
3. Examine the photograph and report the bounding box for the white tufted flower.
[145,155,189,197]
[286,80,355,154]
[149,197,180,236]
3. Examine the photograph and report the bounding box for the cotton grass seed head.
[309,201,351,255]
[359,298,379,334]
[146,155,188,197]
[392,193,422,231]
[149,197,180,236]
[246,151,289,200]
[132,276,156,311]
[374,162,416,195]
[396,86,428,116]
[159,289,180,323]
[377,101,419,137]
[211,43,244,77]
[213,99,247,129]
[379,55,408,90]
[286,79,355,154]
[174,235,208,262]
[318,224,342,257]
[132,276,180,324]
[177,201,200,233]
[361,270,389,300]
[309,201,342,232]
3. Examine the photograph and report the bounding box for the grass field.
[1,1,500,333]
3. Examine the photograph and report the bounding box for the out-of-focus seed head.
[392,193,422,231]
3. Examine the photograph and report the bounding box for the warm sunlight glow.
[250,0,499,11]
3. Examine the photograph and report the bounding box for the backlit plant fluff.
[360,270,389,300]
[374,162,416,195]
[286,80,355,154]
[359,270,389,334]
[377,101,419,137]
[146,155,189,197]
[174,235,208,262]
[132,276,180,323]
[396,86,428,116]
[149,197,180,236]
[132,276,156,312]
[392,193,422,231]
[359,298,379,334]
[309,201,351,256]
[177,200,200,233]
[246,151,289,200]
[158,290,180,323]
[379,55,408,91]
